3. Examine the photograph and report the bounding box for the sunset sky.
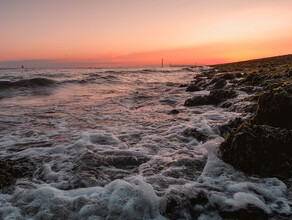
[0,0,292,68]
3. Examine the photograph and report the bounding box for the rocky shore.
[185,56,292,180]
[163,55,291,220]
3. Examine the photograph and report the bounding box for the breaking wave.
[0,77,56,90]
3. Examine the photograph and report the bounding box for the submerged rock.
[219,123,292,177]
[179,83,188,88]
[160,189,209,220]
[0,159,35,189]
[183,128,208,142]
[253,82,292,129]
[168,109,180,115]
[186,84,200,92]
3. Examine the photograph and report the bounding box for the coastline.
[184,54,292,178]
[175,54,292,218]
[0,55,291,219]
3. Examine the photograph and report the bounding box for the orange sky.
[0,0,292,67]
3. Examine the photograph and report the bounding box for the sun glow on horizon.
[0,0,292,68]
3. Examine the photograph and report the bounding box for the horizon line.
[0,53,291,69]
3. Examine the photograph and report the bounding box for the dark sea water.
[0,67,290,219]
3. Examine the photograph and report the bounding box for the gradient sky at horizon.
[0,0,292,67]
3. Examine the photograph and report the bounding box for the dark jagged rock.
[211,79,227,89]
[186,84,200,92]
[179,83,188,88]
[183,128,208,142]
[218,117,243,138]
[221,73,236,80]
[161,189,209,220]
[219,123,292,177]
[235,72,245,78]
[0,159,35,189]
[184,89,237,107]
[190,77,207,89]
[184,96,209,106]
[208,89,237,104]
[168,109,180,115]
[161,188,269,220]
[253,82,292,129]
[240,72,267,86]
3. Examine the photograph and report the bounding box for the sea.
[0,67,290,219]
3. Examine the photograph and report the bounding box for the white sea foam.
[0,67,290,219]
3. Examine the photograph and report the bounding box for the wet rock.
[218,117,243,138]
[190,77,207,89]
[184,96,209,106]
[161,189,209,220]
[183,128,208,142]
[0,158,35,189]
[168,109,180,115]
[219,123,292,177]
[243,103,258,113]
[186,84,200,92]
[184,89,237,107]
[200,69,216,79]
[106,155,149,168]
[220,205,269,220]
[253,82,292,129]
[285,69,292,78]
[221,73,236,80]
[210,78,227,89]
[240,86,256,94]
[208,89,238,104]
[179,83,188,88]
[220,101,233,108]
[235,72,245,78]
[230,78,241,84]
[240,72,266,86]
[103,151,150,167]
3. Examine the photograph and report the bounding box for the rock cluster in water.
[178,55,292,219]
[183,56,292,179]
